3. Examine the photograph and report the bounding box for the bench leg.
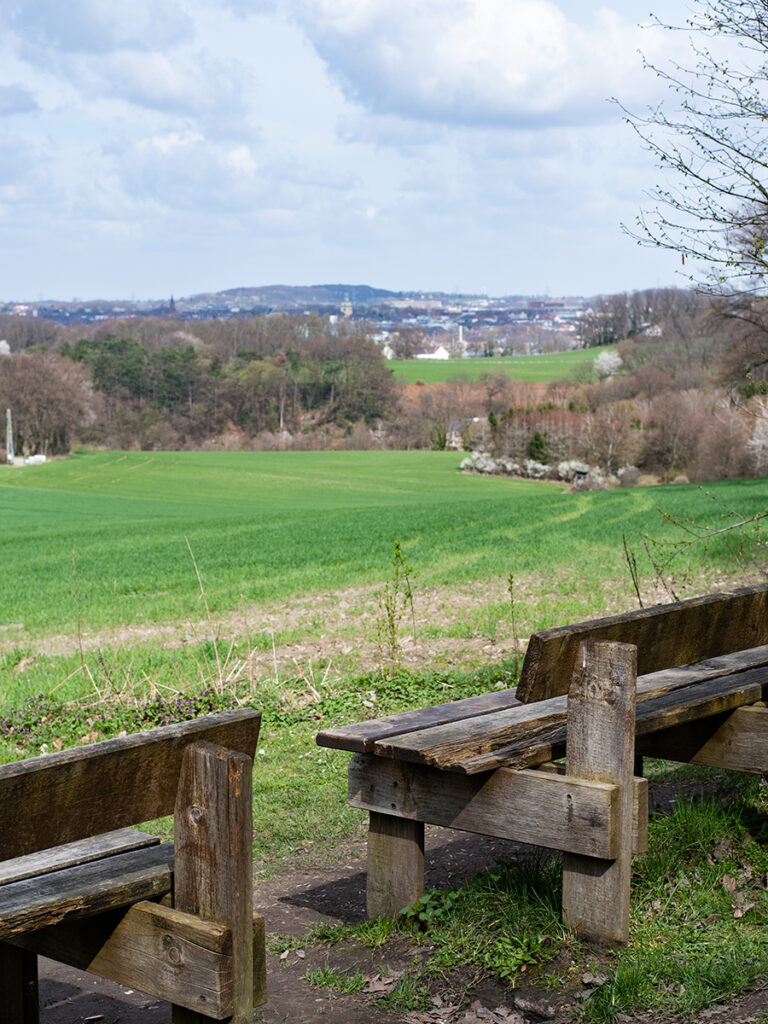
[172,741,255,1024]
[366,811,424,918]
[0,944,38,1024]
[562,640,637,946]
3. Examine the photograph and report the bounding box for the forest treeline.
[0,316,396,452]
[2,286,768,485]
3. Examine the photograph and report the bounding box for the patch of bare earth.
[8,569,751,684]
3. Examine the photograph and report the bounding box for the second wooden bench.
[318,583,768,944]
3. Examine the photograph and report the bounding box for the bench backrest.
[517,583,768,703]
[0,707,261,860]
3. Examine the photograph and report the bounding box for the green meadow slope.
[1,449,765,636]
[387,345,615,383]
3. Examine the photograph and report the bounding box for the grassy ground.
[2,450,768,1019]
[386,345,616,383]
[0,449,763,640]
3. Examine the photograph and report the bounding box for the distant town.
[0,284,587,327]
[1,283,630,359]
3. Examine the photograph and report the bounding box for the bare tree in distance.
[623,1,768,386]
[624,2,768,292]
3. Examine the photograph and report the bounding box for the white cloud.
[0,0,691,299]
[0,133,38,186]
[63,49,252,127]
[292,0,676,127]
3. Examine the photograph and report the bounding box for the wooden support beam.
[172,741,255,1024]
[366,812,424,919]
[639,704,768,773]
[562,640,637,946]
[252,914,267,1009]
[12,902,233,1019]
[534,763,648,855]
[0,943,38,1024]
[350,754,622,858]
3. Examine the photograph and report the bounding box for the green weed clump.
[375,540,416,675]
[583,786,768,1020]
[399,856,567,986]
[305,964,367,993]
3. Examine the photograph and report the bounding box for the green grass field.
[3,449,768,1018]
[387,345,615,383]
[0,449,765,638]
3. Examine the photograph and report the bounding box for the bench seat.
[319,645,768,773]
[0,828,161,887]
[0,841,174,939]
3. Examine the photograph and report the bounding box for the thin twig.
[622,533,644,608]
[185,536,223,693]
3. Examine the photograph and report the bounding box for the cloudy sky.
[0,0,693,302]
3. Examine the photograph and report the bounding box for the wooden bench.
[317,583,768,945]
[0,707,266,1023]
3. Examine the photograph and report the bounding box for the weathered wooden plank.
[634,645,768,699]
[454,728,568,775]
[349,754,620,858]
[252,914,267,1009]
[11,902,233,1019]
[535,762,648,855]
[517,585,768,703]
[409,661,768,775]
[0,943,37,1024]
[373,697,570,769]
[172,742,254,1024]
[0,829,160,887]
[0,709,260,860]
[562,640,637,946]
[639,704,768,773]
[0,844,174,939]
[370,649,768,769]
[366,812,424,919]
[317,689,520,753]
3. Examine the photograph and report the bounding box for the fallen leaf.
[734,902,755,918]
[713,839,733,861]
[365,969,403,994]
[77,731,103,745]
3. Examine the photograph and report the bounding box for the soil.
[6,570,740,684]
[38,813,768,1024]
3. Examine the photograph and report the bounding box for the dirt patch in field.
[8,569,744,685]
